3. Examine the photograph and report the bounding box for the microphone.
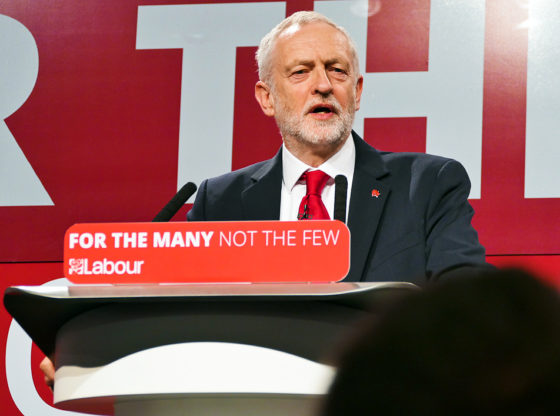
[334,175,348,223]
[152,182,197,222]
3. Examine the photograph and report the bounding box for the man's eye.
[330,67,349,79]
[290,69,308,80]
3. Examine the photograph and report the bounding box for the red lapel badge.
[371,189,381,198]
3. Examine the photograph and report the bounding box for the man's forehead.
[274,22,352,61]
[277,20,344,43]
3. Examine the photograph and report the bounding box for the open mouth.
[312,107,332,114]
[309,104,335,114]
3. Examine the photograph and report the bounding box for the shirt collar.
[282,134,355,191]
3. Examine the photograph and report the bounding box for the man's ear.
[354,75,364,111]
[255,81,275,117]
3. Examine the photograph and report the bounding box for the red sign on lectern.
[63,221,350,283]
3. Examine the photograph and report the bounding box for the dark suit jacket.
[187,132,486,285]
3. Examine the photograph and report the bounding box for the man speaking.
[187,11,487,284]
[40,9,488,388]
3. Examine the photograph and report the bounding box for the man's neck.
[283,136,348,167]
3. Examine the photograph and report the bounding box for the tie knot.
[303,170,330,196]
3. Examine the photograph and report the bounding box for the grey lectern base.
[115,394,319,416]
[4,282,418,416]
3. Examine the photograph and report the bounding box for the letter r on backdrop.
[0,15,53,206]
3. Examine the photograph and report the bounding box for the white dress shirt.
[279,135,355,221]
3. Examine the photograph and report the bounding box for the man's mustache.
[303,98,343,115]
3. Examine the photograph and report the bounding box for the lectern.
[4,282,418,416]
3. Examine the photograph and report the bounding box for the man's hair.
[255,11,360,85]
[321,269,560,416]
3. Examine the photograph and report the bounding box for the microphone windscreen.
[334,175,348,223]
[152,182,197,222]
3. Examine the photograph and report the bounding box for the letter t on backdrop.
[136,3,285,195]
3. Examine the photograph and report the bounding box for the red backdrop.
[1,1,559,414]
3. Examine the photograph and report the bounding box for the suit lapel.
[241,149,283,220]
[345,133,391,281]
[238,136,390,281]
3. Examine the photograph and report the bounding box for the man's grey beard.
[274,96,356,147]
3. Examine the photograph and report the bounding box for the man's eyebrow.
[324,58,350,68]
[284,57,349,71]
[284,59,315,70]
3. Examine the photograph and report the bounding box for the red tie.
[298,170,331,220]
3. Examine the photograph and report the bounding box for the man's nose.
[313,69,333,95]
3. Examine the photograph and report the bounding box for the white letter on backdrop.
[525,0,560,198]
[136,3,285,193]
[0,15,53,206]
[317,0,485,199]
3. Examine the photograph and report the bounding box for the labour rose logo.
[68,258,85,274]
